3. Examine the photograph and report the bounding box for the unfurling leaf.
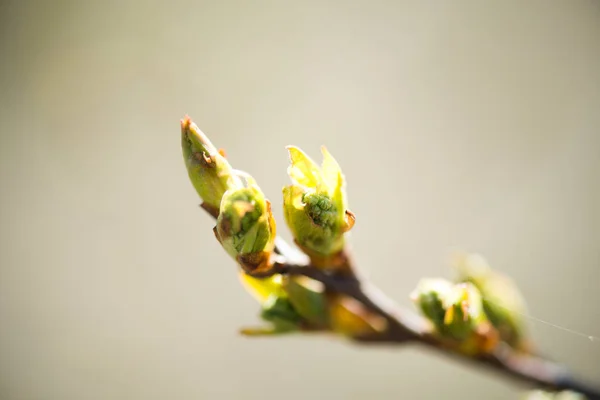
[283,146,354,261]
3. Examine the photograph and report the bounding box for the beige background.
[1,1,599,399]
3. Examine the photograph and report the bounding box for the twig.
[201,205,600,399]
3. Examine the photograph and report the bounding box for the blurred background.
[1,1,599,399]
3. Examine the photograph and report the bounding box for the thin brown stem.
[262,263,600,398]
[201,208,600,399]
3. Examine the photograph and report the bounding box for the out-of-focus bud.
[282,146,355,261]
[412,279,498,354]
[181,116,240,214]
[328,294,387,337]
[453,252,530,352]
[410,278,453,328]
[215,178,276,273]
[522,390,587,400]
[442,282,487,340]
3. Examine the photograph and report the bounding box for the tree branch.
[257,262,600,399]
[201,204,600,399]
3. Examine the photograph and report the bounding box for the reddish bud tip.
[181,115,192,129]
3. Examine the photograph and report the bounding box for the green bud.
[181,116,240,213]
[412,279,499,353]
[215,179,276,273]
[410,278,453,328]
[453,252,530,351]
[442,282,487,340]
[283,146,355,259]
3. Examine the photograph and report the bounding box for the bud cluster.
[453,253,530,352]
[181,117,368,336]
[411,252,531,355]
[411,278,498,354]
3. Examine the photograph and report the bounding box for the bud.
[442,282,487,340]
[282,146,355,259]
[453,252,530,351]
[412,279,498,354]
[181,116,240,213]
[215,178,276,273]
[410,278,453,328]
